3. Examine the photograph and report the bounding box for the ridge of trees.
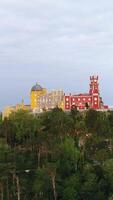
[0,108,113,199]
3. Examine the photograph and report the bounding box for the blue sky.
[0,0,113,110]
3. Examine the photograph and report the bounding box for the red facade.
[65,76,108,110]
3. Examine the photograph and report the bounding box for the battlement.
[90,75,98,81]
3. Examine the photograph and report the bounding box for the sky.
[0,0,113,110]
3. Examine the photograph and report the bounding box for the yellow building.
[30,83,47,109]
[3,83,64,119]
[58,99,65,110]
[3,106,15,119]
[2,101,31,119]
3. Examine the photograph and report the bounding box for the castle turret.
[89,76,100,109]
[30,83,47,109]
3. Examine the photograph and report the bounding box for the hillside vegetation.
[0,108,113,200]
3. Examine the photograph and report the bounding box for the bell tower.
[89,76,100,109]
[89,76,99,95]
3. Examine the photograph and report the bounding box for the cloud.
[0,0,113,109]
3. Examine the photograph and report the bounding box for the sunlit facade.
[2,100,31,119]
[65,76,108,110]
[2,76,109,119]
[38,90,64,111]
[30,83,47,109]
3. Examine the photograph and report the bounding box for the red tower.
[64,75,108,111]
[89,76,99,95]
[89,76,100,109]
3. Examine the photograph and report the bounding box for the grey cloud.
[0,0,113,109]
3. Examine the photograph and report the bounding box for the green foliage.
[33,168,51,199]
[62,175,80,200]
[103,159,113,191]
[85,109,102,134]
[109,195,113,200]
[0,109,113,199]
[57,137,81,176]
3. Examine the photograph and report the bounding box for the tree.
[57,137,81,177]
[103,159,113,191]
[85,109,100,133]
[81,172,98,200]
[109,195,113,200]
[62,175,80,200]
[33,168,51,200]
[1,108,113,199]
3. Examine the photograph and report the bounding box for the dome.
[31,83,43,91]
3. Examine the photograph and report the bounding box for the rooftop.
[31,83,43,91]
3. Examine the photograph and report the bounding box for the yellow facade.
[58,99,65,110]
[30,83,47,109]
[3,102,31,119]
[3,106,15,119]
[3,83,64,119]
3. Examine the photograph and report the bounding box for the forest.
[0,108,113,200]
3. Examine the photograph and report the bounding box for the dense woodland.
[1,108,113,199]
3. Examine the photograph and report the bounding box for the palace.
[30,82,64,112]
[2,75,109,118]
[65,76,108,110]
